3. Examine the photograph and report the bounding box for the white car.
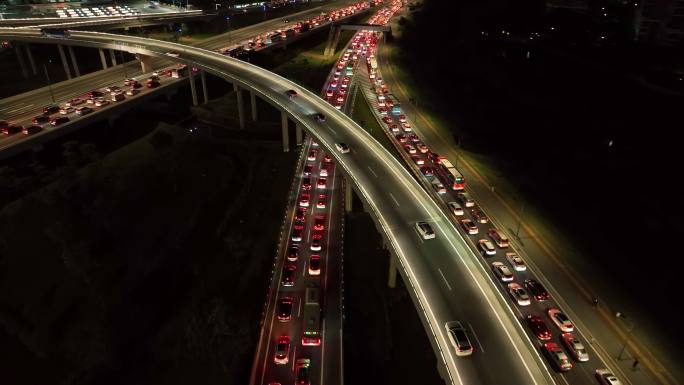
[432,179,446,194]
[595,369,622,385]
[447,201,464,216]
[460,219,478,235]
[507,283,531,306]
[404,144,416,154]
[547,308,574,332]
[335,142,350,153]
[562,333,589,362]
[457,192,475,207]
[444,321,473,356]
[59,106,74,115]
[415,221,435,240]
[491,262,514,282]
[478,239,496,255]
[126,89,140,96]
[505,252,527,271]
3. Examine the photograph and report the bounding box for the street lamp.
[42,59,55,104]
[616,312,636,360]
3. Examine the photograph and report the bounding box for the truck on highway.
[301,286,321,346]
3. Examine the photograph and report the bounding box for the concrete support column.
[324,25,337,56]
[24,44,37,75]
[281,111,290,152]
[99,48,108,69]
[67,45,80,77]
[295,123,303,145]
[138,53,153,73]
[330,26,342,55]
[345,179,353,212]
[98,48,107,70]
[250,91,258,121]
[234,83,245,129]
[200,70,209,103]
[388,253,397,288]
[57,44,72,80]
[188,66,198,106]
[109,49,117,66]
[14,44,29,79]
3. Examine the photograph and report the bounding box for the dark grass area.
[0,116,297,384]
[396,2,684,358]
[343,210,443,385]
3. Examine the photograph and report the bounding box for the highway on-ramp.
[0,27,559,385]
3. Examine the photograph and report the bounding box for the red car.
[313,216,326,231]
[524,279,550,301]
[274,336,290,365]
[526,314,552,341]
[382,116,393,124]
[302,177,312,190]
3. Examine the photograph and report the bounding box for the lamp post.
[616,312,636,360]
[42,60,55,104]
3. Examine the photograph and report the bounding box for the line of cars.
[361,14,624,384]
[0,66,181,140]
[271,143,335,385]
[218,2,370,59]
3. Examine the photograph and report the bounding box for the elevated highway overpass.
[0,27,557,385]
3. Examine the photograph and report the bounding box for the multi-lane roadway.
[0,24,558,385]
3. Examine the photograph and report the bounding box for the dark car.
[524,279,550,301]
[1,125,22,135]
[471,209,489,224]
[22,125,42,135]
[295,207,307,222]
[526,314,552,341]
[88,90,104,97]
[277,296,293,321]
[313,113,325,122]
[0,120,8,129]
[286,89,298,98]
[287,245,299,262]
[281,264,297,287]
[302,177,312,190]
[420,166,434,176]
[42,105,60,115]
[32,115,50,124]
[146,80,160,88]
[50,116,70,126]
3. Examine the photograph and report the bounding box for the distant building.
[636,0,684,45]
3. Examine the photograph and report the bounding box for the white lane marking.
[320,318,326,385]
[388,192,400,207]
[367,165,378,178]
[297,296,302,318]
[438,268,452,291]
[468,323,485,354]
[292,345,297,372]
[328,125,337,135]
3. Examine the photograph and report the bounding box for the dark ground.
[343,210,443,385]
[0,89,298,384]
[396,0,684,355]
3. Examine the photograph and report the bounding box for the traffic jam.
[358,12,624,385]
[259,4,401,385]
[1,2,370,145]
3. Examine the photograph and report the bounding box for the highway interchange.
[0,2,643,385]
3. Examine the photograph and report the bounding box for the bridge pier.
[68,46,81,77]
[250,91,258,121]
[234,83,245,129]
[324,25,341,56]
[345,179,353,212]
[14,44,29,79]
[109,49,117,66]
[295,123,303,145]
[388,253,397,288]
[57,44,72,80]
[200,70,209,103]
[138,53,153,73]
[188,66,198,106]
[99,48,108,69]
[24,44,37,76]
[281,111,290,152]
